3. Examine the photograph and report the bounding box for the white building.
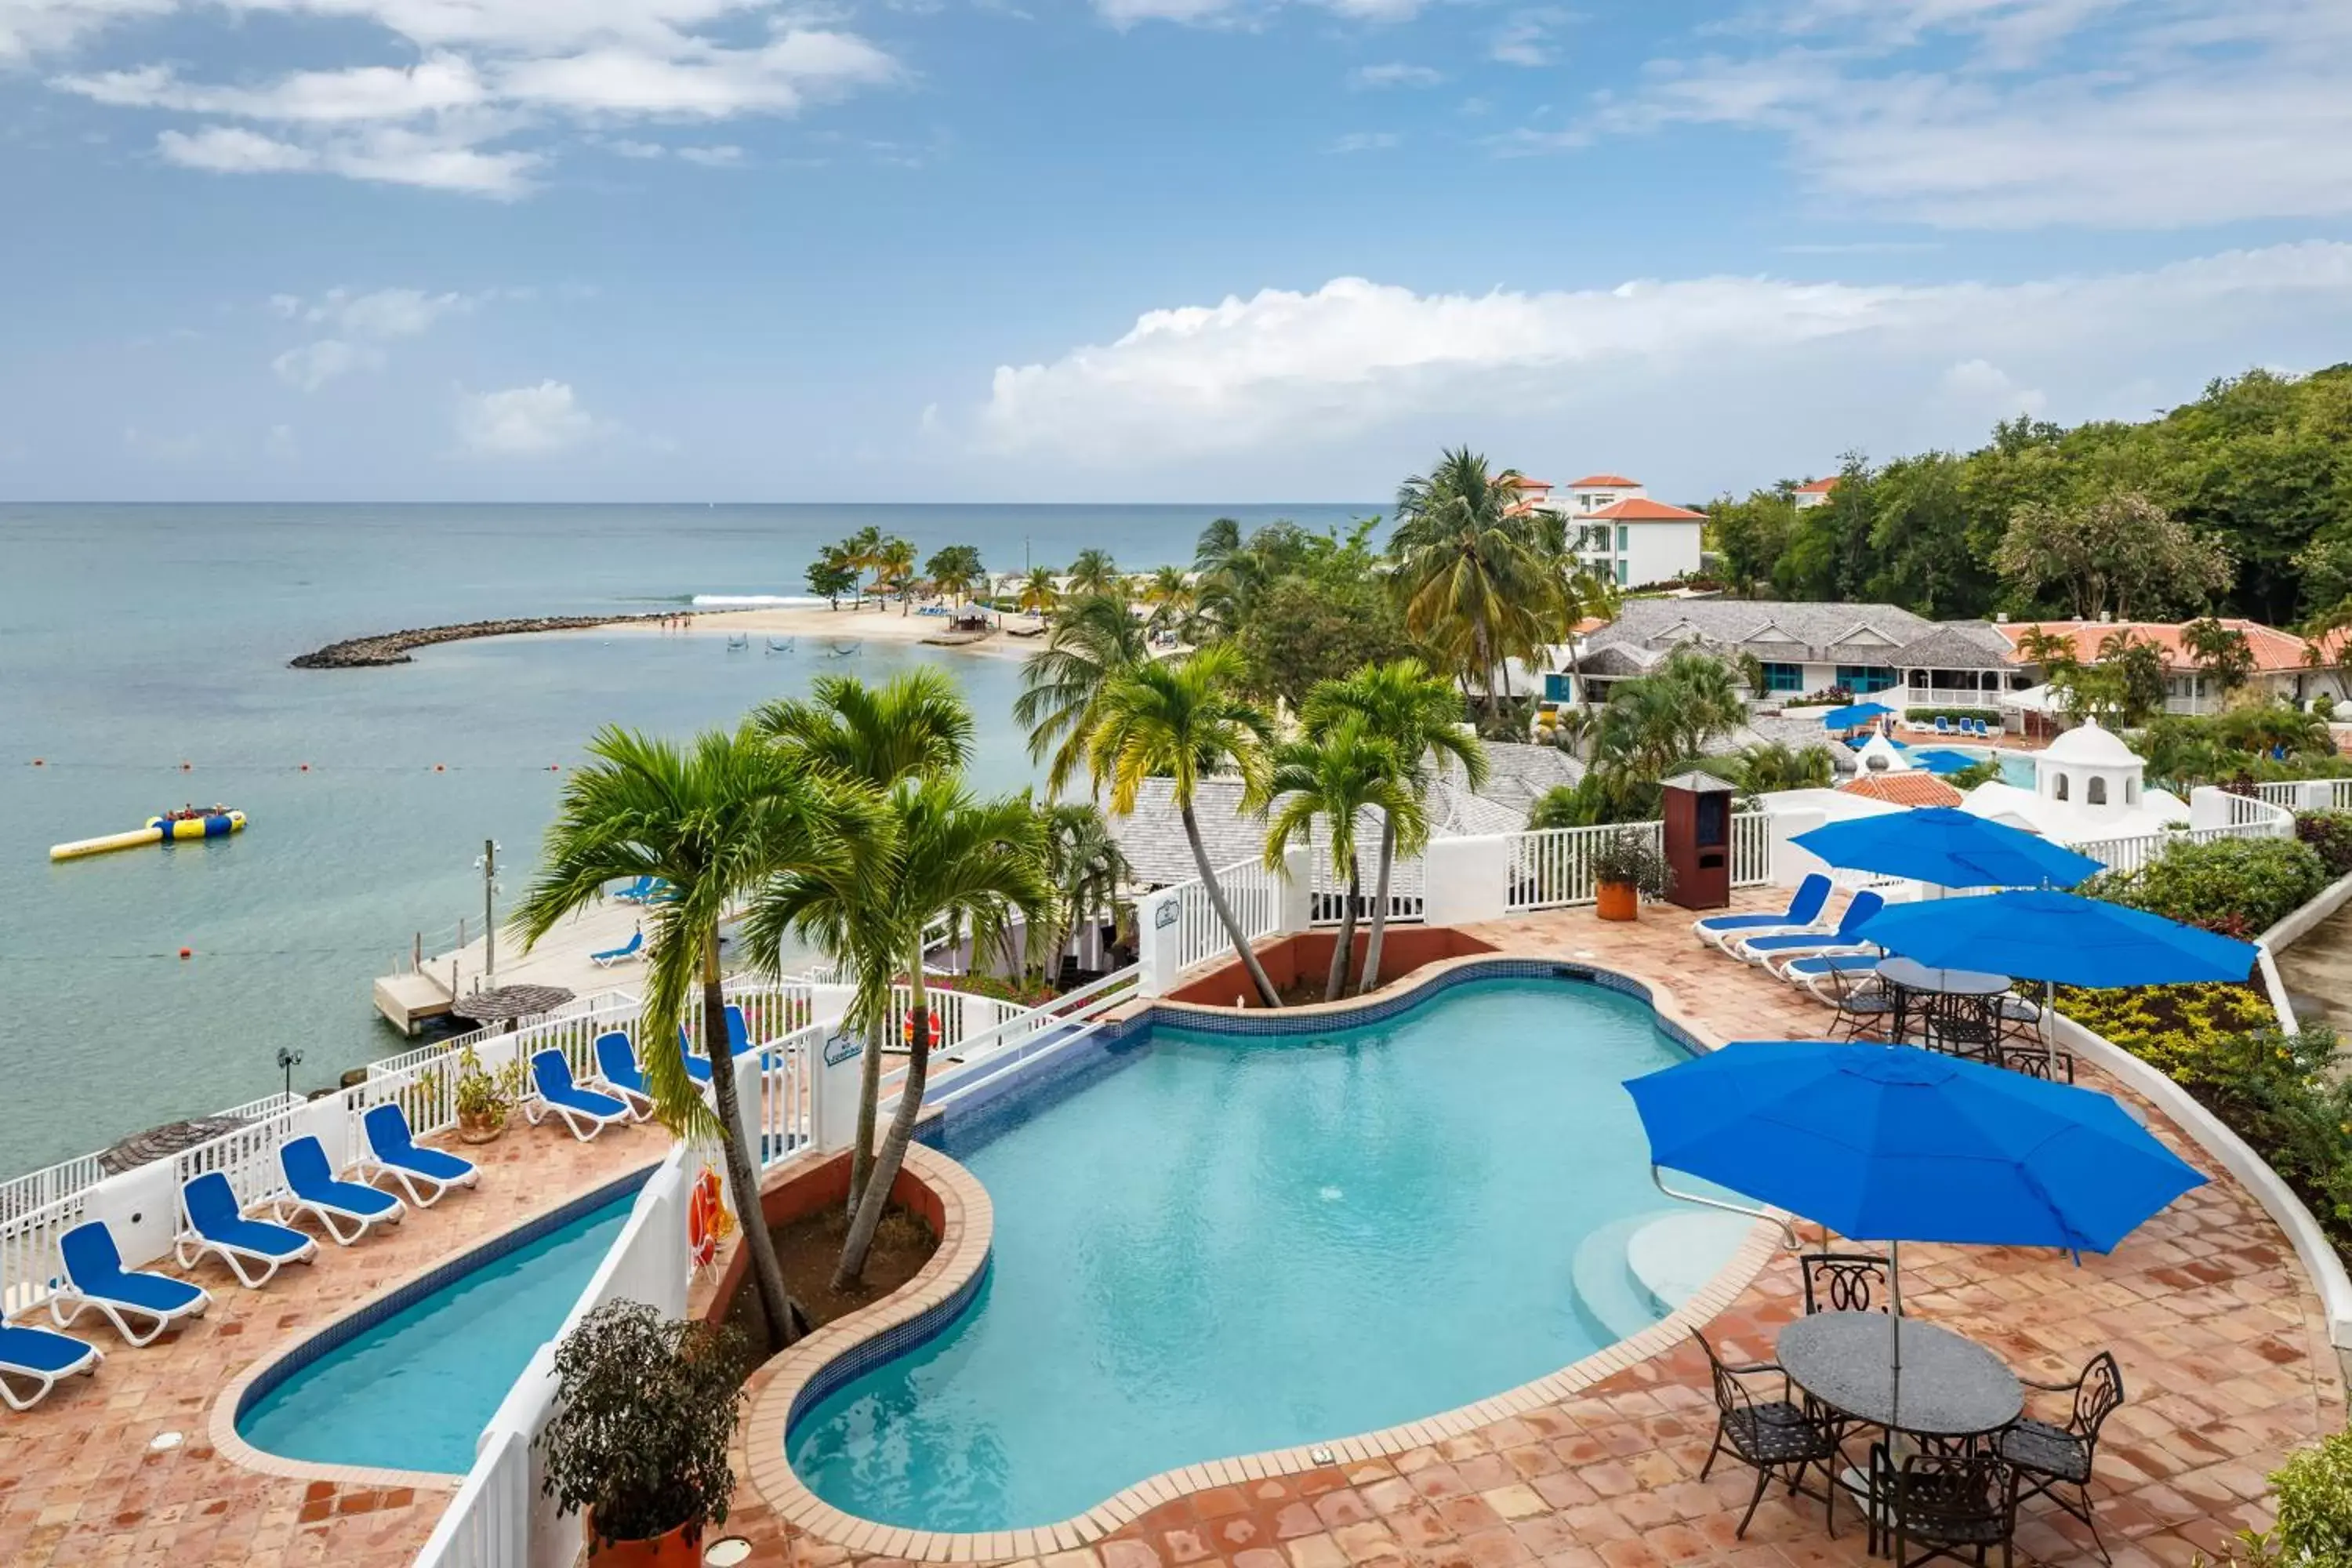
[1537,474,1706,589]
[1955,717,2190,844]
[1791,477,1839,510]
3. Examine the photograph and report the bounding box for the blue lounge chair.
[1692,874,1832,953]
[1733,891,1888,965]
[527,1049,632,1141]
[1974,719,1994,739]
[277,1136,405,1246]
[49,1220,209,1347]
[590,1031,656,1121]
[590,928,644,968]
[357,1103,479,1207]
[612,875,655,903]
[1933,717,1952,735]
[175,1171,318,1287]
[1774,950,1883,1003]
[0,1323,100,1411]
[682,1007,755,1084]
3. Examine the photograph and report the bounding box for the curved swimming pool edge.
[738,953,1784,1563]
[209,1159,663,1492]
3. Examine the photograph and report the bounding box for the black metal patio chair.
[1997,1350,2125,1563]
[1693,1329,1844,1539]
[1867,1443,2020,1568]
[1828,967,1900,1042]
[1800,1250,1894,1315]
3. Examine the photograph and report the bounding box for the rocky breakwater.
[290,613,662,668]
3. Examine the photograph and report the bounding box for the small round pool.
[786,971,1729,1532]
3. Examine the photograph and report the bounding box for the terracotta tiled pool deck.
[5,895,2341,1567]
[0,1116,665,1566]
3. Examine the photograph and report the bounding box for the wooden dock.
[372,900,654,1034]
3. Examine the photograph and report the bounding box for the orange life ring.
[902,1009,942,1047]
[688,1167,730,1269]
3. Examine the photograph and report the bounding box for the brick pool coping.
[733,953,1789,1564]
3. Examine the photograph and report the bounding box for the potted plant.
[541,1300,748,1566]
[451,1044,523,1144]
[1592,828,1671,921]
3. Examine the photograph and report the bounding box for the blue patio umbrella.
[1624,1040,2208,1406]
[1791,806,2103,891]
[1822,702,1895,730]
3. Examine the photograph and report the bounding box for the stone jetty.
[289,613,664,668]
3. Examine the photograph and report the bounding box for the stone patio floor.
[0,1113,665,1567]
[5,891,2340,1567]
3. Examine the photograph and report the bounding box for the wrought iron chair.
[1994,1041,2077,1083]
[1993,992,2045,1042]
[1828,967,1899,1041]
[1923,1006,2000,1063]
[1800,1250,1894,1315]
[1997,1351,2125,1563]
[1867,1443,2019,1568]
[1693,1330,1843,1539]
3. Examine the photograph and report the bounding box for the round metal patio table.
[1777,1310,2023,1440]
[1876,957,2009,1046]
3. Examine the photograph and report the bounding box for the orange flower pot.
[1595,881,1640,922]
[587,1515,703,1568]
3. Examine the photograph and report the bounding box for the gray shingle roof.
[1576,598,1942,665]
[1883,622,2016,670]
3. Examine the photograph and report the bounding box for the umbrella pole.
[1889,1240,1904,1436]
[2044,978,2056,1074]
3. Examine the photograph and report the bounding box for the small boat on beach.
[765,637,795,654]
[52,808,247,862]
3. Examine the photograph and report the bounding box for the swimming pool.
[1909,745,2037,786]
[237,1175,643,1474]
[786,972,1726,1533]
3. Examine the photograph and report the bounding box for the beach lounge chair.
[1776,950,1882,1002]
[527,1049,632,1141]
[590,928,644,968]
[277,1136,405,1246]
[174,1171,318,1288]
[1693,874,1831,953]
[1976,719,1995,739]
[357,1103,479,1207]
[612,875,655,903]
[1733,891,1887,966]
[0,1323,100,1411]
[590,1031,656,1120]
[682,1007,755,1084]
[1933,717,1953,735]
[49,1221,209,1346]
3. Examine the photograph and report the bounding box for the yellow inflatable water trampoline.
[50,808,247,862]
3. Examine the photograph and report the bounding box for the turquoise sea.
[0,503,1369,1179]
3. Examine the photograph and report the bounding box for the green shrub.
[2315,692,2338,723]
[2170,1026,2352,1239]
[2055,982,2276,1077]
[2085,836,2328,938]
[2297,811,2352,880]
[2267,1428,2352,1563]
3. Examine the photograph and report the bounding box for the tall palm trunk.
[1181,800,1282,1007]
[846,1007,884,1218]
[837,960,927,1287]
[1359,818,1396,994]
[702,938,798,1352]
[1474,622,1499,724]
[1327,852,1360,1003]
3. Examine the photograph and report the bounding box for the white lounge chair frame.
[172,1218,318,1290]
[0,1335,102,1412]
[47,1270,209,1348]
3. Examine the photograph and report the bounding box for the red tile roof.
[1588,497,1705,521]
[1568,474,1639,488]
[1840,773,1964,808]
[1994,619,2318,673]
[1795,477,1839,493]
[1511,477,1554,491]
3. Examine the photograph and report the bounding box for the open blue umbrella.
[1792,806,2103,891]
[1822,702,1894,730]
[1855,888,2258,986]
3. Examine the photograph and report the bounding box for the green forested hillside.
[1708,365,2352,628]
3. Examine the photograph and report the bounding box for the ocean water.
[789,977,1691,1531]
[0,503,1369,1179]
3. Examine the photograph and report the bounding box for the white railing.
[2074,819,2294,878]
[757,1022,823,1171]
[2258,778,2352,812]
[1732,809,1772,888]
[882,984,1018,1054]
[1165,858,1283,973]
[917,965,1142,1105]
[412,1428,529,1568]
[1308,852,1426,928]
[1504,821,1664,912]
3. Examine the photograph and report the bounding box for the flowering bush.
[2055,982,2275,1078]
[2084,836,2327,938]
[2296,810,2352,880]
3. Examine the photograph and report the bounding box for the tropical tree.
[1087,644,1283,1007]
[748,777,1050,1287]
[752,669,975,1220]
[1142,564,1196,639]
[1994,492,2233,620]
[1013,592,1152,794]
[1067,548,1123,601]
[517,726,875,1354]
[926,545,985,608]
[1018,564,1062,621]
[1300,658,1486,990]
[2181,615,2256,701]
[1255,715,1420,1000]
[876,537,917,612]
[1731,740,1837,792]
[1033,800,1131,982]
[807,547,858,610]
[838,524,884,606]
[1390,448,1550,721]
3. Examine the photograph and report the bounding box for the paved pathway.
[2275,897,2352,1033]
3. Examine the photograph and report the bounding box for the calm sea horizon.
[0,502,1374,1178]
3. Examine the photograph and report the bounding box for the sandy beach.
[598,598,1044,659]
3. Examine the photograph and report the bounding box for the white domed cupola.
[2034,716,2143,819]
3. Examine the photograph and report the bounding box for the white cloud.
[158,125,318,173]
[1327,131,1398,154]
[972,241,2352,461]
[1490,8,1570,66]
[1597,0,2352,227]
[0,0,172,64]
[675,142,743,165]
[1350,62,1440,89]
[56,55,486,121]
[272,338,387,390]
[607,137,668,157]
[1939,357,2047,419]
[496,31,896,117]
[158,122,539,194]
[456,379,603,455]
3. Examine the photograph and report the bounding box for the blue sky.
[2,0,2350,502]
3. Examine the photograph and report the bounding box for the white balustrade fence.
[411,1428,529,1568]
[1164,858,1283,973]
[2074,793,2295,879]
[757,1022,823,1170]
[1308,851,1425,928]
[2258,778,2352,813]
[1504,822,1663,912]
[1731,809,1772,888]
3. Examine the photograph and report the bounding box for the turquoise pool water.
[238,1189,637,1474]
[788,975,1693,1532]
[1909,746,2037,786]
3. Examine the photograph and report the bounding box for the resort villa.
[1791,477,1839,509]
[1515,474,1707,589]
[1991,618,2352,717]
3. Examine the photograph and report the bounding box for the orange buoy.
[299,763,310,772]
[178,947,192,960]
[434,764,445,772]
[179,761,192,771]
[31,758,44,767]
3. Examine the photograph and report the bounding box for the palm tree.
[1013,593,1152,795]
[1142,564,1196,640]
[1067,548,1122,601]
[2181,616,2255,706]
[1300,659,1485,990]
[1018,564,1062,622]
[876,537,917,613]
[1255,714,1421,1000]
[748,777,1049,1287]
[752,669,973,1215]
[1390,448,1549,723]
[1087,644,1283,1007]
[517,726,875,1353]
[1034,800,1131,983]
[1733,740,1836,792]
[925,544,985,608]
[838,525,883,608]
